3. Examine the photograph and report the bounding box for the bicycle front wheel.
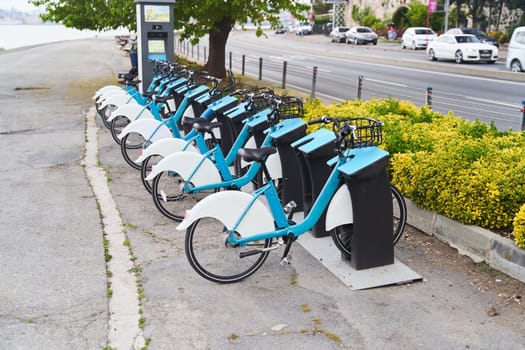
[120,132,145,170]
[110,115,131,145]
[151,171,215,221]
[331,183,407,258]
[140,153,163,194]
[185,217,272,283]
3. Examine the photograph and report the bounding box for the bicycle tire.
[120,133,145,170]
[110,115,131,145]
[151,171,216,222]
[140,153,163,194]
[331,183,407,258]
[99,104,115,129]
[185,217,272,283]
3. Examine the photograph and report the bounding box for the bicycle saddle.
[181,117,207,127]
[238,147,276,163]
[193,121,222,133]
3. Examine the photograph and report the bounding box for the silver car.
[345,26,378,45]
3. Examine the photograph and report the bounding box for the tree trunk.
[206,16,234,79]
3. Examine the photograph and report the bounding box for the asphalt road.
[1,37,524,350]
[216,31,525,131]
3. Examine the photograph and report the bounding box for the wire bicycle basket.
[275,96,304,120]
[346,117,383,148]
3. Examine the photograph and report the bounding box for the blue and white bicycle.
[177,116,407,283]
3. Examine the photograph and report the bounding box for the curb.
[405,198,525,283]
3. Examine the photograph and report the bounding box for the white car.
[426,34,498,64]
[506,26,525,72]
[401,27,436,50]
[296,22,313,35]
[345,26,378,45]
[329,27,350,43]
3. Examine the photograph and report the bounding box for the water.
[0,24,129,50]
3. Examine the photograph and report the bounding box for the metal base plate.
[298,232,423,290]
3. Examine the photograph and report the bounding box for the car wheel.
[511,60,523,72]
[412,41,417,50]
[487,60,496,64]
[354,37,358,45]
[401,40,406,49]
[428,49,437,61]
[373,40,377,45]
[455,50,464,64]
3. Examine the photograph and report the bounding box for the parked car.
[275,26,287,34]
[506,26,525,72]
[296,22,313,35]
[329,26,350,43]
[401,27,436,50]
[345,26,378,45]
[427,33,499,64]
[446,28,499,48]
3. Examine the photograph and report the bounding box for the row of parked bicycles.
[93,60,407,283]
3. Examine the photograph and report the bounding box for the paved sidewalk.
[1,37,524,350]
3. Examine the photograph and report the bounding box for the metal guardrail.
[175,39,525,131]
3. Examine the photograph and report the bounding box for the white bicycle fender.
[99,92,137,109]
[325,185,354,231]
[118,118,172,142]
[107,104,154,122]
[136,137,197,163]
[266,151,282,179]
[93,85,122,100]
[176,191,275,238]
[145,151,221,186]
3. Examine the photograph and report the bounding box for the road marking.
[83,108,145,350]
[364,78,408,88]
[463,96,518,108]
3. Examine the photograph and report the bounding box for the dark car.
[446,28,499,48]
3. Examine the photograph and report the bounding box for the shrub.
[513,204,525,248]
[302,98,525,246]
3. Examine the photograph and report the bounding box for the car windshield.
[338,27,349,32]
[455,35,481,43]
[356,27,372,33]
[463,28,488,39]
[415,29,434,35]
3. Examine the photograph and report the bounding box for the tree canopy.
[30,0,308,77]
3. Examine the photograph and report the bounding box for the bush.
[303,98,525,246]
[513,204,525,248]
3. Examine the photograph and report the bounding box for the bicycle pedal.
[280,256,292,266]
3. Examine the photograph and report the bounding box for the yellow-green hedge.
[303,97,525,248]
[514,204,525,248]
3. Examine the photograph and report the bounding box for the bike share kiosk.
[135,0,175,92]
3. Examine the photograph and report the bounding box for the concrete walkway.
[1,37,524,350]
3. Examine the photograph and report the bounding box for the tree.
[351,5,382,28]
[30,0,308,78]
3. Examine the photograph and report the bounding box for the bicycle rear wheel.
[151,171,215,221]
[331,183,407,258]
[120,133,145,170]
[185,217,272,283]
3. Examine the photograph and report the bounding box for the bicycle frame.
[177,141,390,247]
[146,110,297,191]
